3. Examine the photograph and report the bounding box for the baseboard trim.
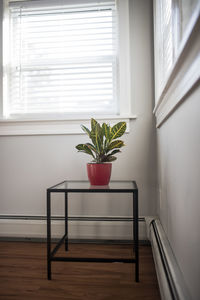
[146,218,192,300]
[0,215,147,241]
[0,236,150,245]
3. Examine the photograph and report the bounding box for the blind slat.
[8,0,117,115]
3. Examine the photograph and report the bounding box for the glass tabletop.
[48,180,137,192]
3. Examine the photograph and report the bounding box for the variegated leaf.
[76,144,94,158]
[106,155,117,162]
[95,123,102,153]
[76,144,85,151]
[91,118,98,132]
[81,125,91,136]
[85,143,97,153]
[108,149,121,156]
[111,122,126,140]
[107,140,125,151]
[102,123,111,141]
[90,131,97,147]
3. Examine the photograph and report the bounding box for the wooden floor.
[0,242,160,300]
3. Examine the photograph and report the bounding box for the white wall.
[157,85,200,300]
[0,0,2,115]
[154,0,200,297]
[0,0,157,239]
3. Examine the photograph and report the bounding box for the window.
[1,0,132,135]
[154,0,173,101]
[4,0,119,118]
[153,0,200,127]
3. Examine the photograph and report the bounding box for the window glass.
[6,0,117,117]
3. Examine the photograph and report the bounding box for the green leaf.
[108,149,121,156]
[102,123,111,141]
[90,130,97,148]
[85,143,97,153]
[76,144,95,158]
[111,122,126,140]
[95,123,103,153]
[90,120,99,147]
[106,156,117,162]
[107,140,125,151]
[81,125,91,136]
[75,144,85,151]
[91,118,98,132]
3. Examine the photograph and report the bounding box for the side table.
[47,180,139,282]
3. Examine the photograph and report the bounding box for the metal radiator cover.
[146,218,192,300]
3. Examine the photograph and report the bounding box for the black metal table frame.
[47,180,139,282]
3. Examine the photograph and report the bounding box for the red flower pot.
[87,163,112,185]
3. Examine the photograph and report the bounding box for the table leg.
[133,190,139,282]
[65,192,69,251]
[47,190,51,280]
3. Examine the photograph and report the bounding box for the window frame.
[0,0,135,136]
[153,0,200,127]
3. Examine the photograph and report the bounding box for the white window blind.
[161,0,173,78]
[154,0,173,100]
[7,0,117,117]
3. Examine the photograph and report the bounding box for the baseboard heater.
[146,218,191,300]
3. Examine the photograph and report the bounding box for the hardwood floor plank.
[0,242,160,300]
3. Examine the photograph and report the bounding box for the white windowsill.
[0,114,136,136]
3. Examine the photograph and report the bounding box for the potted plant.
[75,118,126,185]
